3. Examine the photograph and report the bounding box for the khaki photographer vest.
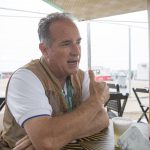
[1,57,84,149]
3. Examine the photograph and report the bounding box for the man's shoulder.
[10,68,36,81]
[23,59,41,69]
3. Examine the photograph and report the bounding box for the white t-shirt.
[7,69,90,126]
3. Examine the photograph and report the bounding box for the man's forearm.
[24,98,104,150]
[76,107,109,139]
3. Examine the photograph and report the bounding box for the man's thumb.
[88,70,95,82]
[88,70,96,95]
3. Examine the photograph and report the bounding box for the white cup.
[112,117,132,147]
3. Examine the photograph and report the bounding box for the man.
[0,12,109,150]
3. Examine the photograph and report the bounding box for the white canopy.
[43,0,147,20]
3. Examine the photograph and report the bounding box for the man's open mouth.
[67,60,78,64]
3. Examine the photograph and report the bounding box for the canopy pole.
[87,22,91,70]
[128,26,132,95]
[147,0,150,123]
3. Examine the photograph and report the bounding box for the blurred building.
[136,63,148,80]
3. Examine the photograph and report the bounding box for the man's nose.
[71,44,80,56]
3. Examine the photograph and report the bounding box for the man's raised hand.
[88,70,110,104]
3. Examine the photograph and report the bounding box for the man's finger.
[13,136,32,150]
[26,145,35,150]
[88,70,95,83]
[88,70,96,96]
[15,135,29,146]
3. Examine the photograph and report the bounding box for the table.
[62,119,115,150]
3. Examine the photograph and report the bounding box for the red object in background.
[95,75,112,81]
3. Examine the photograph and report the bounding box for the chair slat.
[0,97,5,111]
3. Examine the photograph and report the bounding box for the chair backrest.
[106,83,124,117]
[107,83,120,92]
[105,92,129,117]
[132,88,149,107]
[132,88,149,93]
[0,97,5,111]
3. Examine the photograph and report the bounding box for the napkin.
[118,123,150,150]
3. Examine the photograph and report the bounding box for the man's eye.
[61,42,70,46]
[76,41,81,45]
[63,43,70,46]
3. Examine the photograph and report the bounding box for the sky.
[0,0,149,72]
[89,15,148,71]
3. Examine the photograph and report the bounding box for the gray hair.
[38,12,74,47]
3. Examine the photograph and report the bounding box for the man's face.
[44,20,81,78]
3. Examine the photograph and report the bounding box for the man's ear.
[39,43,49,58]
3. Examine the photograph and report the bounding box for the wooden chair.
[106,83,129,118]
[132,88,149,122]
[105,92,129,117]
[0,97,5,111]
[107,83,120,92]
